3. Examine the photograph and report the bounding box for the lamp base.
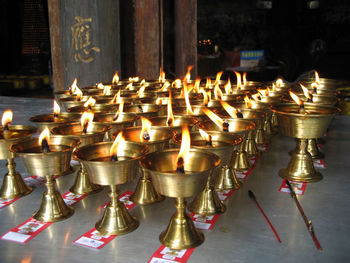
[213,165,242,190]
[231,150,252,171]
[70,165,103,195]
[307,139,325,160]
[33,175,74,222]
[160,198,204,249]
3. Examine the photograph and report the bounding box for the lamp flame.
[110,131,126,159]
[140,117,152,142]
[167,91,174,126]
[234,71,242,89]
[159,67,166,83]
[69,78,78,94]
[300,84,311,100]
[53,100,60,115]
[214,84,223,100]
[81,111,94,132]
[314,71,320,85]
[258,89,268,97]
[214,71,223,85]
[202,108,224,129]
[176,125,191,172]
[251,93,261,101]
[140,79,146,86]
[112,71,119,84]
[244,96,252,108]
[289,91,303,106]
[271,83,277,91]
[172,79,182,88]
[221,101,237,118]
[138,84,147,97]
[184,65,194,82]
[311,82,319,94]
[113,102,124,122]
[1,110,13,128]
[199,88,209,105]
[156,97,163,105]
[38,128,50,152]
[205,77,211,89]
[243,72,247,85]
[160,81,170,91]
[83,97,96,108]
[194,78,201,93]
[184,83,193,114]
[74,86,83,100]
[276,78,284,87]
[129,77,140,82]
[224,78,231,94]
[199,129,212,146]
[112,90,122,104]
[97,83,104,89]
[103,85,111,96]
[126,83,133,90]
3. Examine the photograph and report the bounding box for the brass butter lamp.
[74,135,149,235]
[0,110,37,199]
[51,113,111,195]
[10,130,80,222]
[140,126,221,249]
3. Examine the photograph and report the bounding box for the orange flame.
[194,77,201,93]
[311,82,319,92]
[289,91,303,106]
[38,128,50,146]
[221,101,237,118]
[112,90,122,104]
[103,85,111,96]
[172,79,182,88]
[244,96,252,108]
[112,71,119,84]
[300,84,311,99]
[234,71,242,89]
[74,86,83,100]
[205,77,211,89]
[159,67,166,83]
[125,83,133,90]
[184,65,194,82]
[97,83,104,89]
[81,111,94,128]
[110,131,126,157]
[224,78,231,94]
[167,91,174,126]
[1,110,13,127]
[177,125,191,165]
[276,78,284,87]
[202,108,224,129]
[184,83,193,114]
[83,97,96,108]
[314,71,320,85]
[199,129,211,142]
[114,102,124,122]
[140,79,146,86]
[69,78,78,93]
[199,88,209,105]
[129,77,140,82]
[271,83,277,91]
[156,97,163,105]
[160,81,170,91]
[251,93,261,101]
[138,84,147,97]
[214,84,223,100]
[258,89,268,97]
[54,100,60,115]
[140,117,152,142]
[214,71,223,85]
[243,72,247,85]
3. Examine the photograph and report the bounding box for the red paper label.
[62,191,87,206]
[148,245,195,263]
[258,143,269,152]
[278,179,307,195]
[190,213,221,231]
[73,191,135,249]
[216,189,236,201]
[313,159,326,169]
[0,218,52,243]
[235,156,259,180]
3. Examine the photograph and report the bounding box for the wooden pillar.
[174,0,197,78]
[47,0,121,90]
[134,0,161,79]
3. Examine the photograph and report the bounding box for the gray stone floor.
[0,96,349,263]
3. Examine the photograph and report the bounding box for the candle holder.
[124,104,160,124]
[140,149,220,249]
[272,104,337,182]
[148,115,198,135]
[10,135,80,222]
[59,96,89,111]
[67,104,116,114]
[120,126,173,205]
[0,125,37,199]
[198,119,255,189]
[51,123,110,195]
[29,113,81,132]
[173,105,220,122]
[174,131,242,215]
[74,141,148,235]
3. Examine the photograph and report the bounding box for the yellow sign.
[70,16,100,63]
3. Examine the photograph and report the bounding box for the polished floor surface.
[0,96,349,263]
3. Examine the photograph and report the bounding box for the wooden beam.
[134,0,160,79]
[47,0,64,91]
[174,0,197,78]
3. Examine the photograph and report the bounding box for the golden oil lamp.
[67,103,116,114]
[199,108,255,190]
[29,100,81,132]
[272,94,337,182]
[139,126,221,249]
[220,102,266,156]
[51,112,111,195]
[119,118,173,205]
[0,110,37,199]
[74,133,149,235]
[174,128,242,215]
[54,78,81,101]
[59,96,90,112]
[10,129,80,222]
[123,104,161,123]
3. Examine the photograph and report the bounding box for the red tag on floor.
[313,159,326,169]
[191,214,221,231]
[258,143,269,152]
[73,191,135,249]
[216,189,236,201]
[236,156,259,180]
[0,218,52,243]
[278,179,307,195]
[62,191,87,206]
[0,197,21,209]
[148,245,195,263]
